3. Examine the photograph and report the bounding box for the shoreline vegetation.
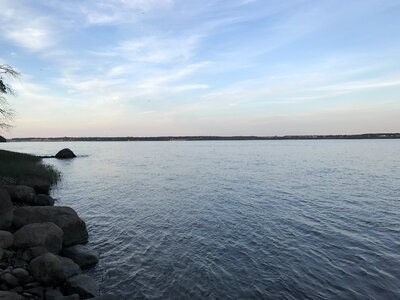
[5,133,400,142]
[0,149,114,299]
[0,150,60,186]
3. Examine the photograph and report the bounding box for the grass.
[0,149,60,184]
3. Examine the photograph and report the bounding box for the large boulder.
[4,185,36,204]
[0,230,13,249]
[17,175,51,194]
[61,245,99,270]
[0,187,13,230]
[33,194,55,206]
[29,253,66,286]
[62,274,99,299]
[14,222,64,254]
[57,256,82,278]
[13,206,89,246]
[55,149,76,159]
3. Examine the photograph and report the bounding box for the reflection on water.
[2,140,400,299]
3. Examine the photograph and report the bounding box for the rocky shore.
[0,149,115,300]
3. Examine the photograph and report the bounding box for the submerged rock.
[14,222,64,254]
[62,245,99,270]
[13,206,89,246]
[55,149,76,159]
[62,274,99,299]
[29,253,66,286]
[0,187,13,230]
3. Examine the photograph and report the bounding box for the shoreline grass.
[0,149,60,184]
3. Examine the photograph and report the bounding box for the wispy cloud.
[0,1,56,51]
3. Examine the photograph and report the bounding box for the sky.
[0,0,400,137]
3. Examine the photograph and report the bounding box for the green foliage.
[0,149,61,184]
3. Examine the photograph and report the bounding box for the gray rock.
[4,185,36,204]
[17,176,51,195]
[62,274,99,299]
[0,291,23,299]
[55,149,76,159]
[0,188,13,230]
[62,245,99,269]
[1,273,19,287]
[88,295,118,300]
[11,268,29,282]
[23,285,44,298]
[57,256,81,278]
[22,246,48,262]
[2,249,15,259]
[0,231,13,250]
[29,253,65,286]
[13,206,88,246]
[46,288,79,300]
[14,222,63,254]
[45,288,63,299]
[34,194,55,206]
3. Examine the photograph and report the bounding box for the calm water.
[2,140,400,299]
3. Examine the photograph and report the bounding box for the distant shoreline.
[5,133,400,142]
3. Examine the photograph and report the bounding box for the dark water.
[2,140,400,299]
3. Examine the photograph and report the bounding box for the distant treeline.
[8,133,400,142]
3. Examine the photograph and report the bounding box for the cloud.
[0,1,55,51]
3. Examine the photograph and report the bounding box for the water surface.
[2,140,400,299]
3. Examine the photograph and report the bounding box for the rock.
[61,245,99,270]
[55,149,76,159]
[88,295,118,300]
[22,246,48,262]
[11,268,29,283]
[0,291,23,299]
[0,188,13,230]
[62,274,99,299]
[1,273,19,287]
[17,176,51,195]
[45,288,63,299]
[22,285,44,298]
[0,231,13,249]
[57,256,81,278]
[2,250,15,259]
[4,185,36,204]
[46,288,80,300]
[0,136,5,143]
[29,253,65,286]
[33,194,55,206]
[13,206,89,246]
[14,222,63,254]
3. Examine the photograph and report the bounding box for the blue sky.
[1,0,400,137]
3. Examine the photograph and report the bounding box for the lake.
[1,140,400,299]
